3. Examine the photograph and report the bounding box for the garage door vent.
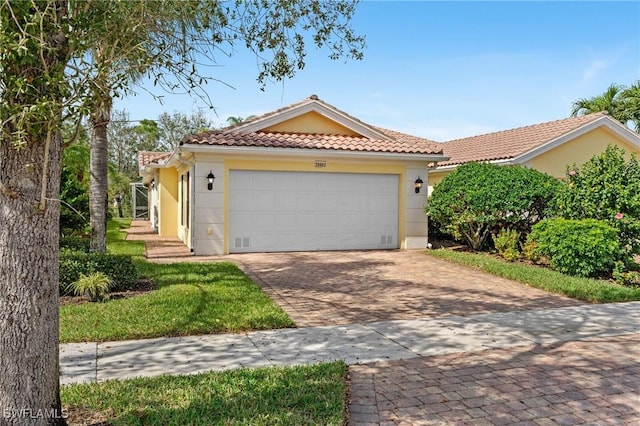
[234,237,250,249]
[380,235,393,245]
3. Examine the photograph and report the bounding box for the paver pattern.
[348,333,640,425]
[231,250,583,327]
[125,221,639,425]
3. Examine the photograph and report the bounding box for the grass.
[427,249,640,303]
[62,361,347,425]
[60,219,294,343]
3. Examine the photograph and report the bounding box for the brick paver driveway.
[231,250,582,327]
[348,334,640,425]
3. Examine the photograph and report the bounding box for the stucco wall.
[158,168,179,237]
[262,111,362,136]
[189,152,429,255]
[528,127,639,178]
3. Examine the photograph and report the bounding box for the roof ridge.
[444,112,607,144]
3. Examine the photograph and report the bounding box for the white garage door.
[229,171,398,253]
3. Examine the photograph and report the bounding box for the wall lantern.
[414,177,424,194]
[207,171,215,191]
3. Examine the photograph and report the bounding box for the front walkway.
[109,221,640,424]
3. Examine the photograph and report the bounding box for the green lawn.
[62,361,347,425]
[427,249,640,303]
[60,219,294,343]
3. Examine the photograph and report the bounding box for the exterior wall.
[177,166,194,250]
[157,167,179,237]
[262,111,362,136]
[528,127,640,178]
[190,152,429,255]
[427,170,451,196]
[149,171,159,232]
[404,167,429,249]
[192,160,225,255]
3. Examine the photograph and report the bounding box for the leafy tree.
[571,81,640,131]
[0,0,364,421]
[60,139,90,236]
[427,163,561,250]
[226,115,257,126]
[157,110,214,149]
[554,145,640,264]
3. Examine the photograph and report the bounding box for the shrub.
[554,145,640,264]
[60,236,90,253]
[493,228,521,261]
[427,162,561,250]
[72,272,112,302]
[527,218,620,277]
[60,253,138,295]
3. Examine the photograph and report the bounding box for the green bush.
[427,162,560,250]
[72,272,112,302]
[527,218,620,277]
[493,228,521,261]
[60,253,137,295]
[554,145,640,264]
[60,236,90,253]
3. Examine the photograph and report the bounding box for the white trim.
[228,99,392,140]
[433,116,640,172]
[180,144,448,163]
[433,158,513,172]
[515,116,640,164]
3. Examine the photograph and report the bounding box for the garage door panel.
[230,171,398,252]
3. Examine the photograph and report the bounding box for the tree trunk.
[0,133,65,425]
[89,98,112,253]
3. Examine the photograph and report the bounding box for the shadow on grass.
[63,362,347,426]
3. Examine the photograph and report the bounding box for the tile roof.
[438,112,609,166]
[182,95,443,155]
[138,151,171,169]
[182,129,443,155]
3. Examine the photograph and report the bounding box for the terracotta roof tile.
[138,151,171,169]
[438,112,609,166]
[182,129,443,155]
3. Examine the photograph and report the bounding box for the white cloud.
[581,59,609,83]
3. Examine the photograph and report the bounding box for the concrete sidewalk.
[60,301,640,385]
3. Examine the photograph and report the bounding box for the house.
[138,95,448,255]
[428,112,640,194]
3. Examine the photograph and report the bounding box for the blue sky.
[114,1,640,141]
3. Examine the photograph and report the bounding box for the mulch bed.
[59,279,157,306]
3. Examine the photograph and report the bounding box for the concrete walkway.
[60,301,640,385]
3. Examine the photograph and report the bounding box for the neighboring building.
[139,95,448,255]
[428,112,640,195]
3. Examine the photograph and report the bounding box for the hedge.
[60,252,138,295]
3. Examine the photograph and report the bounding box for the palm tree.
[619,81,640,131]
[226,115,257,127]
[571,84,624,118]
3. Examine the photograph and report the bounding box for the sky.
[114,1,640,141]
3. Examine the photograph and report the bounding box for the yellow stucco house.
[428,112,640,195]
[139,95,448,255]
[140,98,640,256]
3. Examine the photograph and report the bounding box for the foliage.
[527,218,620,278]
[572,80,640,131]
[72,272,112,302]
[61,362,347,425]
[157,110,214,150]
[554,145,640,263]
[427,162,561,250]
[60,253,137,295]
[60,125,91,235]
[428,249,640,303]
[60,236,90,253]
[522,240,540,263]
[493,228,521,261]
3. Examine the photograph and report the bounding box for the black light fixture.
[207,171,215,191]
[414,177,424,194]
